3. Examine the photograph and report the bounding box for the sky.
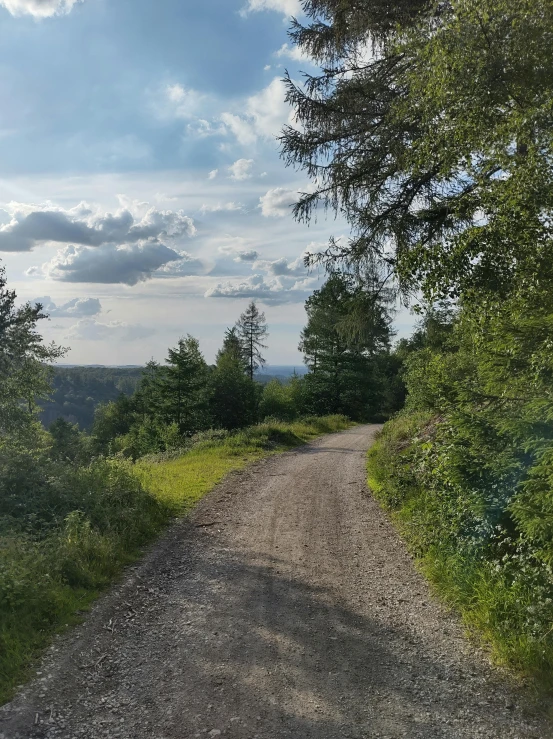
[0,0,414,366]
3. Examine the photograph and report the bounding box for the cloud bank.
[66,318,154,342]
[31,242,186,285]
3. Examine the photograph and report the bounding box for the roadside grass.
[367,414,553,701]
[136,416,352,511]
[0,415,351,705]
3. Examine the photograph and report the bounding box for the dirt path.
[1,425,550,738]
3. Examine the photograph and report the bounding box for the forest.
[2,0,553,707]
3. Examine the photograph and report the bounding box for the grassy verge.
[0,415,350,705]
[367,412,553,698]
[136,416,352,511]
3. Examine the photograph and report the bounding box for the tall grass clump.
[0,443,171,704]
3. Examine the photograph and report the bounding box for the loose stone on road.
[0,425,549,738]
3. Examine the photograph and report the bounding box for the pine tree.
[209,329,257,430]
[235,302,269,381]
[216,327,247,370]
[158,335,209,435]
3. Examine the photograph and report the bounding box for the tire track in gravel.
[1,425,550,738]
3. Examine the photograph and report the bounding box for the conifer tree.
[216,327,247,370]
[210,328,257,430]
[235,302,269,381]
[281,0,553,303]
[158,335,209,434]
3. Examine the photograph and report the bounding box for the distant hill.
[40,363,308,430]
[40,366,144,430]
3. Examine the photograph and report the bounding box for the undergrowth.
[0,414,350,704]
[368,412,553,698]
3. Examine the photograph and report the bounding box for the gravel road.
[1,425,550,739]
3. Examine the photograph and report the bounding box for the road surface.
[1,425,548,738]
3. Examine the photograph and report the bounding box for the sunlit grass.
[135,415,352,512]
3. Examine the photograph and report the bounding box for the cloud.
[221,78,295,145]
[159,83,209,121]
[240,0,301,18]
[32,241,184,285]
[217,237,259,263]
[205,273,317,304]
[0,200,195,252]
[66,318,154,342]
[208,169,218,180]
[228,159,254,181]
[259,187,299,217]
[275,43,313,64]
[200,202,244,213]
[153,250,205,277]
[0,0,81,17]
[253,256,305,276]
[32,296,102,318]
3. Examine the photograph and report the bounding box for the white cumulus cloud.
[240,0,301,18]
[0,0,81,17]
[221,78,296,145]
[259,187,299,218]
[275,43,313,64]
[228,159,254,181]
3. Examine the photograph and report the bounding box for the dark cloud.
[34,241,183,285]
[0,202,195,252]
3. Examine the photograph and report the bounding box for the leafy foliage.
[282,0,553,303]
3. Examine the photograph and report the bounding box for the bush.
[368,411,553,689]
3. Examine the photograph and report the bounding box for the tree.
[281,0,553,304]
[300,273,394,419]
[209,330,257,430]
[0,264,64,438]
[235,302,269,381]
[157,336,210,435]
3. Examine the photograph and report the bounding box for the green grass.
[0,415,351,706]
[135,415,352,511]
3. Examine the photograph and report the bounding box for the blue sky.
[0,0,414,365]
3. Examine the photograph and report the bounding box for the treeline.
[88,277,402,459]
[283,0,553,686]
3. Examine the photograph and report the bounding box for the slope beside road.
[1,425,549,738]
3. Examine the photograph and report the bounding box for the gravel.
[1,425,550,738]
